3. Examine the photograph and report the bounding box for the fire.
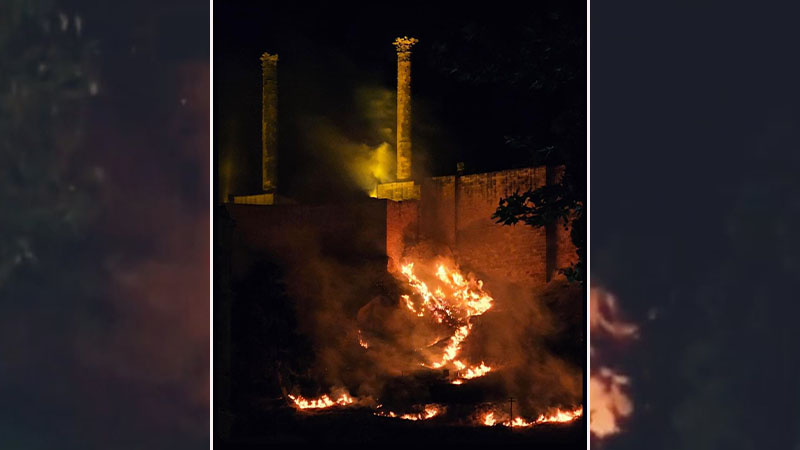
[591,286,638,339]
[375,404,443,421]
[508,417,533,428]
[535,406,584,424]
[478,406,583,428]
[399,262,493,321]
[401,404,441,421]
[590,368,633,438]
[431,324,470,368]
[286,260,580,428]
[451,361,493,384]
[288,393,355,410]
[459,362,492,380]
[357,330,369,349]
[399,262,494,374]
[590,287,637,439]
[401,294,422,317]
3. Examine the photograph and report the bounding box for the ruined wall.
[387,166,575,287]
[386,201,419,272]
[448,167,548,286]
[556,219,578,270]
[226,166,577,292]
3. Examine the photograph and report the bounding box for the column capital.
[260,52,279,66]
[393,36,418,56]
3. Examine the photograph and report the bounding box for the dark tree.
[0,0,99,287]
[428,5,586,284]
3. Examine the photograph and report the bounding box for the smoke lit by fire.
[590,287,637,439]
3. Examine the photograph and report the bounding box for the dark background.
[213,2,587,448]
[214,1,585,203]
[12,0,800,448]
[592,1,800,448]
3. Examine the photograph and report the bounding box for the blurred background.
[0,1,209,448]
[592,1,800,448]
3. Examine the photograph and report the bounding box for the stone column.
[393,37,418,181]
[260,52,278,192]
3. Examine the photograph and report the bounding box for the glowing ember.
[375,404,443,421]
[590,287,637,439]
[288,393,354,410]
[357,330,369,349]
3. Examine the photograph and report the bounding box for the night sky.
[215,1,585,203]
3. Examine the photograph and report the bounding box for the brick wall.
[226,166,578,290]
[386,200,419,272]
[387,166,576,287]
[448,167,548,286]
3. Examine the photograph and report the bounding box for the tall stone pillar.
[393,37,418,181]
[376,38,420,201]
[261,52,278,193]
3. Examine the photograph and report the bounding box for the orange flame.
[535,406,584,424]
[288,393,355,410]
[357,330,369,349]
[460,361,492,380]
[399,262,494,373]
[478,406,583,428]
[508,417,533,427]
[375,404,443,421]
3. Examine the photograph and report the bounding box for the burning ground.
[225,236,584,444]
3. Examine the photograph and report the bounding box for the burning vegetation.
[281,256,583,430]
[478,406,584,428]
[288,393,355,410]
[375,404,444,421]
